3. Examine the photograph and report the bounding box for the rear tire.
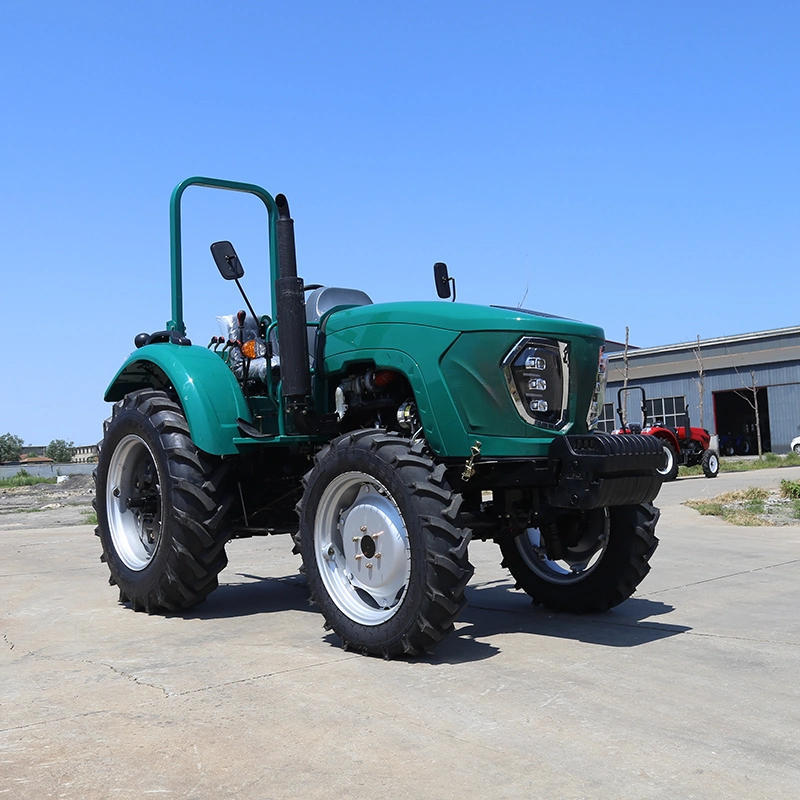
[94,389,232,613]
[656,439,680,481]
[296,430,473,657]
[498,504,660,613]
[702,449,720,478]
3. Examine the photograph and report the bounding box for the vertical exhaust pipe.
[274,194,311,411]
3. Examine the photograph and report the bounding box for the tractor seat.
[217,287,372,381]
[305,287,373,367]
[305,286,373,323]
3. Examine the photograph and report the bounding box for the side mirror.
[211,240,244,280]
[433,261,456,301]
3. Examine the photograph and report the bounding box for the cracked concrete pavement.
[2,468,800,799]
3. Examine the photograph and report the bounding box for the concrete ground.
[3,468,800,799]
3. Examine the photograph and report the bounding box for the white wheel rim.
[106,434,162,571]
[515,511,609,585]
[656,442,674,476]
[313,471,410,625]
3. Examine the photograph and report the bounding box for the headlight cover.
[586,346,608,430]
[502,337,569,430]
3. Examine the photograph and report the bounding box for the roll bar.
[167,176,279,335]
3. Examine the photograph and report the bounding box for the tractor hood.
[320,300,607,459]
[323,300,605,340]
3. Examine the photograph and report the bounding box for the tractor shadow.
[418,579,691,665]
[177,572,314,620]
[175,571,690,666]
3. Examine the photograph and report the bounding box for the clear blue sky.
[1,2,797,446]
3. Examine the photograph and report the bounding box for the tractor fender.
[647,429,680,451]
[692,428,712,449]
[103,343,252,455]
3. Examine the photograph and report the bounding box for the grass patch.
[690,500,725,517]
[685,486,798,526]
[779,479,800,500]
[0,469,57,488]
[81,510,98,525]
[685,495,767,526]
[679,451,800,477]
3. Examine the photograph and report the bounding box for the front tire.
[94,390,231,613]
[498,504,659,613]
[702,449,720,478]
[297,430,473,657]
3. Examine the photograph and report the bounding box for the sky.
[1,1,798,446]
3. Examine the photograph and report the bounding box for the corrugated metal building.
[598,326,800,454]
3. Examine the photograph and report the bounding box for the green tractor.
[95,177,664,658]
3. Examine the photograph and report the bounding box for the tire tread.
[95,390,232,614]
[297,429,473,657]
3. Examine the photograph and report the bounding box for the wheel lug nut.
[113,487,120,498]
[360,526,367,532]
[352,537,360,542]
[366,563,373,569]
[327,545,335,557]
[354,554,362,560]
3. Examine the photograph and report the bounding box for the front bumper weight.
[547,433,664,510]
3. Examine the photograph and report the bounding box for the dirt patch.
[0,474,96,529]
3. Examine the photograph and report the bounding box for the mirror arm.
[234,278,260,330]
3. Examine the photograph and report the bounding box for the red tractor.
[613,387,720,481]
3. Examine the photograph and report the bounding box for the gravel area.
[0,474,95,529]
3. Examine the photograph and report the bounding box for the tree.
[46,439,74,463]
[619,325,631,427]
[0,433,25,463]
[692,335,705,430]
[734,370,763,458]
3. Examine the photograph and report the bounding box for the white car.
[792,435,800,455]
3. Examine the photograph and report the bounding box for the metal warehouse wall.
[603,327,800,453]
[768,384,800,450]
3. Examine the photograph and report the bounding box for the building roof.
[605,326,800,383]
[607,325,800,361]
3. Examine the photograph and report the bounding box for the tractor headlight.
[503,337,569,430]
[586,346,608,430]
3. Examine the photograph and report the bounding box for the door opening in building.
[713,388,770,455]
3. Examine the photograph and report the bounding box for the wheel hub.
[359,533,377,559]
[516,510,609,585]
[106,434,163,571]
[315,473,411,625]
